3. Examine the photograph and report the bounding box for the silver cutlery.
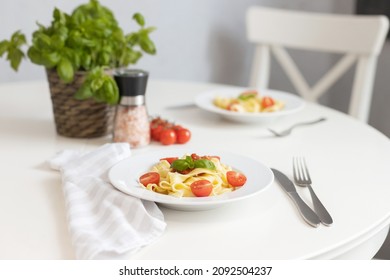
[271,168,321,227]
[293,157,333,226]
[268,117,326,137]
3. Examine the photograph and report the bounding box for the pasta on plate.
[139,154,247,198]
[213,90,284,113]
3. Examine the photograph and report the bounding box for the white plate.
[194,87,305,123]
[108,148,274,211]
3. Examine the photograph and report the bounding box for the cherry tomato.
[151,117,169,127]
[201,155,220,161]
[139,172,160,186]
[160,157,178,164]
[176,128,191,144]
[151,124,164,141]
[160,129,177,145]
[172,124,183,130]
[150,117,171,141]
[227,101,239,111]
[261,96,275,108]
[191,153,200,160]
[190,180,213,197]
[226,171,247,187]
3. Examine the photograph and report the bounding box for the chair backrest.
[246,6,389,122]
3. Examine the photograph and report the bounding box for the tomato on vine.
[176,128,191,144]
[160,129,177,145]
[150,117,192,146]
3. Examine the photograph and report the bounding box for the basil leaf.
[98,51,110,65]
[90,76,104,91]
[133,13,145,27]
[0,41,10,57]
[42,52,61,68]
[74,83,93,100]
[143,27,157,34]
[184,156,194,169]
[102,79,119,105]
[27,47,43,65]
[57,58,74,83]
[81,53,92,70]
[51,34,66,49]
[53,8,67,25]
[139,33,156,54]
[171,159,190,172]
[8,48,24,71]
[11,31,26,47]
[126,33,139,46]
[194,159,216,170]
[34,33,52,49]
[238,93,256,101]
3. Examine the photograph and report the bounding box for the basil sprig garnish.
[171,156,216,172]
[238,93,257,101]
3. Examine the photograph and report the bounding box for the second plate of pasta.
[195,87,305,123]
[108,148,274,211]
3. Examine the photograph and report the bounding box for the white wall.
[1,0,389,137]
[0,0,337,83]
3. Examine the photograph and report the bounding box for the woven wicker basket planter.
[46,68,114,138]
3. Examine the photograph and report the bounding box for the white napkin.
[48,143,166,260]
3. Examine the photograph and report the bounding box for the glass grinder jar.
[113,69,150,148]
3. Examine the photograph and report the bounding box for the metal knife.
[271,168,321,228]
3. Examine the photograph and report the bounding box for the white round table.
[1,80,389,259]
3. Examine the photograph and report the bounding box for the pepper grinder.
[113,69,150,148]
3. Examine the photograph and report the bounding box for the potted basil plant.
[0,0,156,138]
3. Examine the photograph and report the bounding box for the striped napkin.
[49,143,166,260]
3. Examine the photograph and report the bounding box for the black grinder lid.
[114,69,149,97]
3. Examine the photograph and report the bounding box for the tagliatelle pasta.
[139,154,246,198]
[213,90,284,113]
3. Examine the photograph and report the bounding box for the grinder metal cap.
[114,69,149,106]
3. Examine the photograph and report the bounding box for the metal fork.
[268,117,326,137]
[293,157,333,226]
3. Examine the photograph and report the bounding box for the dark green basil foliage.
[0,0,156,105]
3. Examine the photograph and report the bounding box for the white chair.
[246,6,389,122]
